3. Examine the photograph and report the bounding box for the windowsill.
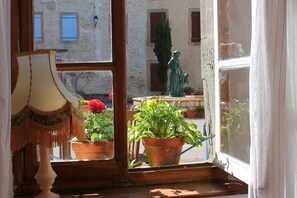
[16,179,247,198]
[15,163,248,197]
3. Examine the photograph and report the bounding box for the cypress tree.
[153,15,172,95]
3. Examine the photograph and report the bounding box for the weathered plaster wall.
[200,0,216,159]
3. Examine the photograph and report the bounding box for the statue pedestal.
[132,95,204,112]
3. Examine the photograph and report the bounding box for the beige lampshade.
[11,50,84,151]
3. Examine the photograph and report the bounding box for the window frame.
[12,0,128,193]
[11,0,249,195]
[213,0,251,184]
[60,12,79,42]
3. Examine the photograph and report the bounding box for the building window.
[190,11,201,43]
[34,13,43,42]
[61,14,78,41]
[149,11,167,43]
[150,63,161,91]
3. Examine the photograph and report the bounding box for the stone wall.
[200,0,216,160]
[33,0,203,98]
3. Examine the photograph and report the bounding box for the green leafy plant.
[153,15,172,95]
[128,99,204,146]
[72,99,114,143]
[220,99,250,162]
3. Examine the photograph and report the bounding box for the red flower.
[109,92,113,100]
[88,99,105,113]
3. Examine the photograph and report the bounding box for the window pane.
[62,15,77,41]
[33,0,112,62]
[218,0,251,60]
[34,14,42,41]
[219,67,250,163]
[36,71,115,162]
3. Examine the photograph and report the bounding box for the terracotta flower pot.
[71,141,114,160]
[185,111,198,118]
[142,137,184,167]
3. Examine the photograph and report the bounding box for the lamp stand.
[34,146,59,198]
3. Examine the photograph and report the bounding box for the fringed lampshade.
[12,50,84,150]
[12,50,84,197]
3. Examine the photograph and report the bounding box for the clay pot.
[185,111,198,118]
[71,141,114,160]
[142,137,184,167]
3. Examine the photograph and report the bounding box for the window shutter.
[62,15,78,41]
[150,12,166,43]
[150,63,161,91]
[191,11,201,43]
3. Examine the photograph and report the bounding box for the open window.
[213,0,251,183]
[12,0,127,193]
[11,0,249,195]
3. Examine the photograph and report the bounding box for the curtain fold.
[285,0,297,197]
[0,0,12,197]
[249,0,297,197]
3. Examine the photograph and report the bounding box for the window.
[34,13,43,42]
[213,0,251,183]
[190,11,201,43]
[15,0,128,194]
[149,11,167,43]
[150,63,161,91]
[13,0,249,195]
[61,14,78,41]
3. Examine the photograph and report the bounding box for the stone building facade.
[33,0,202,98]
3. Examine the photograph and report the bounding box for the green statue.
[168,50,189,97]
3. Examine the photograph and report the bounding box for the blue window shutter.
[62,15,78,41]
[34,14,42,41]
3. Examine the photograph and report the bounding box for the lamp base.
[34,146,59,198]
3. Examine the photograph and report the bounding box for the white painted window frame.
[213,0,250,184]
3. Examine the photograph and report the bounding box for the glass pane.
[219,67,250,163]
[218,0,251,60]
[37,71,115,162]
[33,0,112,62]
[126,1,206,168]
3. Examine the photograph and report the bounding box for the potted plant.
[128,99,204,167]
[220,99,250,163]
[71,99,114,160]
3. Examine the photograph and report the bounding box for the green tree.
[153,15,172,95]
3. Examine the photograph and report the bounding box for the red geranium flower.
[109,92,113,100]
[88,99,105,113]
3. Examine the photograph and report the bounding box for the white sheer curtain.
[249,0,297,197]
[0,0,12,197]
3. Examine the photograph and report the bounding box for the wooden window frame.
[11,0,248,196]
[12,0,128,194]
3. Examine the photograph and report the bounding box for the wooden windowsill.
[15,163,248,197]
[16,180,247,197]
